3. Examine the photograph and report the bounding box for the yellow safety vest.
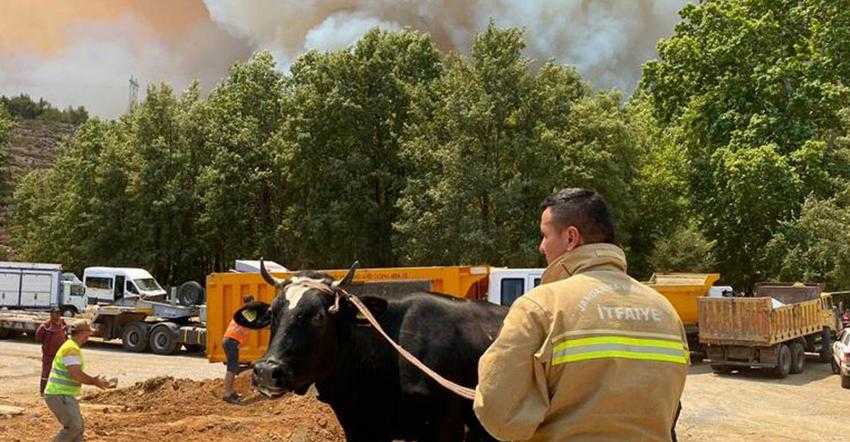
[44,339,84,396]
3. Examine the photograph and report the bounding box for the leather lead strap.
[341,289,477,400]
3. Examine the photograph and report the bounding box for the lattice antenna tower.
[128,76,139,112]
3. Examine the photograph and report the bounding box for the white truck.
[0,262,88,316]
[83,266,167,305]
[79,266,207,354]
[486,268,543,306]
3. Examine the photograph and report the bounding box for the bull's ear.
[361,296,388,318]
[342,296,388,325]
[234,301,272,329]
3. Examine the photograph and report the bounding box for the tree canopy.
[0,94,88,125]
[7,4,850,291]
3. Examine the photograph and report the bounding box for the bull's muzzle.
[252,360,287,398]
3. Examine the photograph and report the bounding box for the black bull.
[234,262,507,442]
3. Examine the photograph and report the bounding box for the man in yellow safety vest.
[43,321,115,441]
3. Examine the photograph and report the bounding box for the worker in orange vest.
[223,295,256,404]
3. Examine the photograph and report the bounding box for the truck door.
[0,270,22,307]
[20,272,53,308]
[114,275,125,301]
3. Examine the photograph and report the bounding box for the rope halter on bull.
[260,259,477,400]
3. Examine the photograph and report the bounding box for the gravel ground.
[1,337,848,440]
[0,336,222,401]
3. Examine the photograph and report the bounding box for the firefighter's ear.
[234,302,271,329]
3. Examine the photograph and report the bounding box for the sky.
[0,0,689,118]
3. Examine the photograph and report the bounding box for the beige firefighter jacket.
[474,243,688,441]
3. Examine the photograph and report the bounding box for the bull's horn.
[260,258,287,288]
[332,261,359,289]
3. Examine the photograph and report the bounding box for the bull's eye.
[311,310,325,326]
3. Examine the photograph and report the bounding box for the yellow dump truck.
[646,273,720,359]
[699,283,841,378]
[646,273,719,328]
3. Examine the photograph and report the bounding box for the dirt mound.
[1,373,344,442]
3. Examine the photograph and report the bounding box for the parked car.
[832,328,850,388]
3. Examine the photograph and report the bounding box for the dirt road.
[1,337,847,441]
[0,337,220,400]
[680,361,845,441]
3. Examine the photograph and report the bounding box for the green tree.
[640,0,850,287]
[0,103,12,201]
[0,94,88,124]
[765,190,850,290]
[648,223,717,273]
[706,145,801,289]
[395,25,638,267]
[196,52,287,272]
[626,94,694,277]
[10,119,137,272]
[0,104,14,259]
[272,29,443,268]
[130,83,211,283]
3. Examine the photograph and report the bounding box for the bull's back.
[391,294,507,397]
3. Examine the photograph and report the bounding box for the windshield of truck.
[134,278,162,292]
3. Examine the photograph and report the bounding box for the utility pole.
[128,76,139,113]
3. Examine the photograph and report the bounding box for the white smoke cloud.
[204,0,691,92]
[0,9,252,118]
[0,0,690,118]
[304,12,402,52]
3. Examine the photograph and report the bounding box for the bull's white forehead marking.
[284,277,327,310]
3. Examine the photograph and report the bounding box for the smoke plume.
[0,0,253,117]
[0,0,689,118]
[203,0,690,91]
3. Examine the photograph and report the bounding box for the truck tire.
[122,322,149,353]
[0,328,12,339]
[842,375,850,389]
[790,341,806,374]
[176,281,205,306]
[60,306,77,318]
[149,323,180,355]
[819,327,833,363]
[772,344,792,379]
[710,365,732,374]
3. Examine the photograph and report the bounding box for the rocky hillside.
[0,119,77,258]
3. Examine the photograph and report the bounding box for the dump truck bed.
[698,296,829,346]
[646,273,719,326]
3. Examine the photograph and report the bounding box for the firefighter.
[474,188,688,441]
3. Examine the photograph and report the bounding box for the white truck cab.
[487,268,544,307]
[83,267,166,304]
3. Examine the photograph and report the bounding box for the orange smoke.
[0,0,211,56]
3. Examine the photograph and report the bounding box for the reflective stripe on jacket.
[474,243,688,441]
[45,339,84,396]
